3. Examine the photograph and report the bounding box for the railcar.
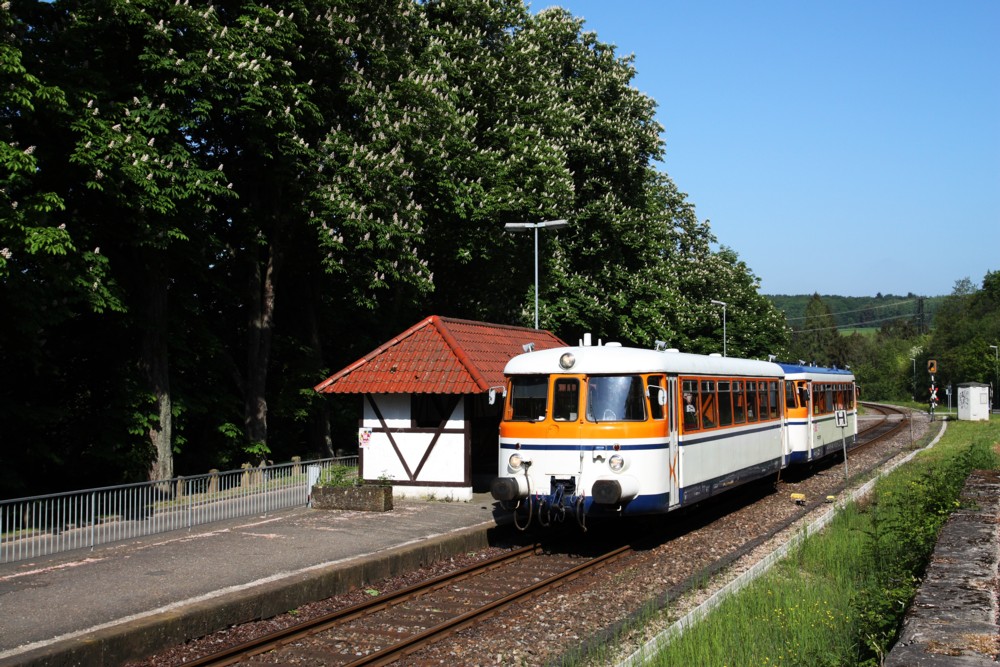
[778,363,857,464]
[490,340,790,529]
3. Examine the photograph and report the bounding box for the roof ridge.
[432,316,491,392]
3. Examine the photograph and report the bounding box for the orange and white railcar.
[490,340,789,528]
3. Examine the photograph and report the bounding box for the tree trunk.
[305,286,335,457]
[245,241,279,457]
[141,265,173,481]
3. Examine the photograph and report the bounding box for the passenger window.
[757,382,769,421]
[700,380,717,429]
[718,381,733,426]
[746,381,758,422]
[508,376,548,421]
[769,381,779,419]
[682,379,699,430]
[553,378,580,421]
[813,385,825,415]
[732,381,746,424]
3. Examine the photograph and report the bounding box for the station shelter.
[314,316,565,501]
[957,382,991,421]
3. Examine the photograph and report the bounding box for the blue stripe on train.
[569,456,784,517]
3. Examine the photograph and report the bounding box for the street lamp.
[710,299,727,357]
[504,219,569,329]
[990,344,998,411]
[910,358,916,402]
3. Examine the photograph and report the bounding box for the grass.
[633,417,1000,666]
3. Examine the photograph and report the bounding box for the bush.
[316,465,359,488]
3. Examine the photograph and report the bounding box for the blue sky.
[542,1,999,297]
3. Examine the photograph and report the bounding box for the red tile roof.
[314,316,566,395]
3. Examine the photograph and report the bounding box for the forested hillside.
[1,0,787,496]
[768,294,944,332]
[772,277,998,405]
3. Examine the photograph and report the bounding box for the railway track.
[856,401,910,449]
[180,542,632,666]
[159,404,920,667]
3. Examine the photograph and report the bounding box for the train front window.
[587,375,646,422]
[553,378,580,421]
[508,376,548,421]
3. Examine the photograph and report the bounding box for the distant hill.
[766,294,946,332]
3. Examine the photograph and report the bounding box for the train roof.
[777,363,855,381]
[504,344,785,378]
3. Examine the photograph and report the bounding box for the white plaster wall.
[394,485,473,502]
[360,394,469,486]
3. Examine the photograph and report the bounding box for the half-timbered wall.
[359,393,472,500]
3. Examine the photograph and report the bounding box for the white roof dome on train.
[504,345,784,377]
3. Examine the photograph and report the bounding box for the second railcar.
[778,363,857,464]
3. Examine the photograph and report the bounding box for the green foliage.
[771,293,943,332]
[850,424,1000,663]
[926,272,1000,395]
[648,419,1000,667]
[316,464,360,488]
[770,283,999,403]
[2,0,791,494]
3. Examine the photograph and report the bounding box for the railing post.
[89,491,96,551]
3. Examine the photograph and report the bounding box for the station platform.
[0,494,509,667]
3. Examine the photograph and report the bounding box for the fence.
[0,455,358,564]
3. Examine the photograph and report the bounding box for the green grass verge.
[639,419,1000,667]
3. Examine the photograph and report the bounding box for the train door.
[551,376,586,495]
[667,376,681,508]
[802,380,814,459]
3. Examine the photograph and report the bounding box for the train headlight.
[508,453,524,470]
[559,352,576,370]
[609,454,625,472]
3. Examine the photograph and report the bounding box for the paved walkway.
[0,494,507,667]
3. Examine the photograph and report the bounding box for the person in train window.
[798,384,810,409]
[683,392,698,429]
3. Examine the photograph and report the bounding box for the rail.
[0,455,358,564]
[180,543,633,666]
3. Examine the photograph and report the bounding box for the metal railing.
[0,455,358,564]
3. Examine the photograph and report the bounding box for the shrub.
[316,465,359,488]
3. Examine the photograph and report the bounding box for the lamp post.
[910,358,916,402]
[990,344,998,411]
[504,219,569,329]
[710,299,727,357]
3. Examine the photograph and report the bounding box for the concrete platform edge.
[1,521,502,667]
[885,469,1000,666]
